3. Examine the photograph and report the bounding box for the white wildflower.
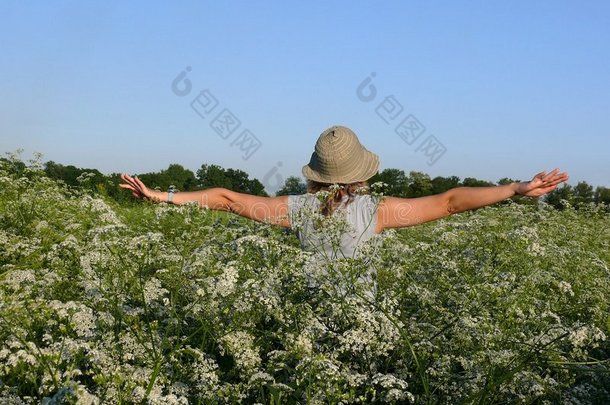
[527,242,546,256]
[568,325,606,349]
[208,263,239,298]
[219,331,261,373]
[248,371,275,386]
[143,277,169,305]
[71,306,97,338]
[3,269,36,291]
[35,220,49,231]
[191,354,220,396]
[79,195,122,225]
[558,280,575,297]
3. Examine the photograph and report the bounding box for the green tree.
[461,177,495,187]
[431,175,461,194]
[163,164,198,191]
[544,184,574,209]
[137,164,197,192]
[497,177,516,185]
[574,181,594,206]
[0,157,26,176]
[226,168,254,193]
[196,164,267,196]
[594,186,610,206]
[44,160,105,192]
[247,178,267,196]
[196,164,233,190]
[369,168,410,197]
[276,176,307,196]
[406,171,433,197]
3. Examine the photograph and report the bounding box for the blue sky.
[1,1,609,193]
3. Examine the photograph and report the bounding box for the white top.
[287,193,382,260]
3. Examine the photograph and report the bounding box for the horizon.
[1,1,609,193]
[9,151,609,194]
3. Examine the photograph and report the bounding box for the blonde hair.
[306,180,370,216]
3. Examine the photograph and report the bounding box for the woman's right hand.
[119,174,162,201]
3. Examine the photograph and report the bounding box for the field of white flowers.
[1,155,609,404]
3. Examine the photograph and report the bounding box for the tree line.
[22,159,610,210]
[41,161,267,203]
[276,169,610,209]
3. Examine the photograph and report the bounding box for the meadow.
[1,155,609,404]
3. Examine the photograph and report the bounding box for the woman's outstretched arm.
[445,168,569,213]
[119,174,290,228]
[376,168,569,233]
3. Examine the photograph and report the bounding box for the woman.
[120,125,569,259]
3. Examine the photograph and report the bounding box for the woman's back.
[288,193,382,260]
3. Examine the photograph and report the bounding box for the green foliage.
[197,164,268,196]
[543,181,604,210]
[461,177,495,187]
[370,169,410,197]
[137,163,198,192]
[406,171,432,197]
[595,186,610,206]
[431,175,461,195]
[372,171,516,199]
[44,160,106,195]
[574,181,594,206]
[40,159,271,200]
[545,184,575,210]
[275,176,307,196]
[1,156,609,404]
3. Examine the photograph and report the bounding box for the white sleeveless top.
[287,193,381,260]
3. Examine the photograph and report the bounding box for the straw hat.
[302,125,380,184]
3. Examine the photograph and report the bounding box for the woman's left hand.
[515,168,569,197]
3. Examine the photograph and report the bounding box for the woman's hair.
[307,180,370,216]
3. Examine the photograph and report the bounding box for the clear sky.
[1,1,609,193]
